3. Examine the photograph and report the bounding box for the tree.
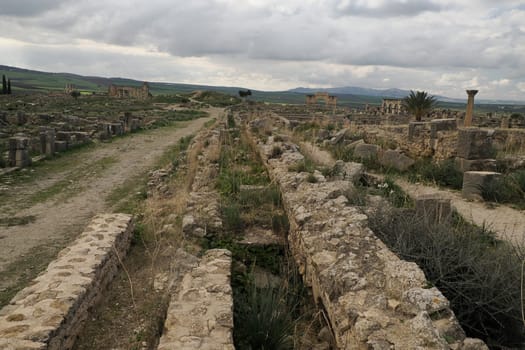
[7,79,11,94]
[402,90,437,121]
[1,75,6,94]
[70,90,81,99]
[238,89,252,98]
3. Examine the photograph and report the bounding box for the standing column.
[464,90,478,127]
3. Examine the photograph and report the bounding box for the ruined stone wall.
[158,249,234,350]
[249,120,486,349]
[108,82,150,100]
[0,214,133,350]
[182,126,222,237]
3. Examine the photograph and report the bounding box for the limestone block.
[460,338,490,350]
[455,157,497,173]
[54,141,68,153]
[0,213,133,350]
[379,149,415,171]
[408,122,429,140]
[354,144,380,159]
[457,128,495,160]
[15,150,31,168]
[410,312,449,349]
[430,118,457,138]
[330,128,348,145]
[402,287,450,315]
[461,171,501,201]
[331,160,364,182]
[415,195,452,224]
[158,249,234,350]
[384,259,426,299]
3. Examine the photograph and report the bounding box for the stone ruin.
[306,92,337,107]
[248,115,487,349]
[380,98,405,114]
[108,82,151,100]
[0,110,144,171]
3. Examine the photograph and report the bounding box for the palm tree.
[402,90,437,121]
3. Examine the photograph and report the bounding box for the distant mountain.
[289,86,411,99]
[1,65,523,106]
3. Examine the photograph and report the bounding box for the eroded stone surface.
[158,249,234,350]
[251,123,486,349]
[0,213,133,350]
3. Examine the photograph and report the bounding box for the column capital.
[466,90,479,96]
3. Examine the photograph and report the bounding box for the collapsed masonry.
[249,117,487,349]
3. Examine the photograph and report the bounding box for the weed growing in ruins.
[287,157,316,173]
[368,207,525,348]
[372,177,412,208]
[410,158,463,189]
[270,145,283,158]
[481,169,525,208]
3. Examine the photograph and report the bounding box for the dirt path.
[0,109,220,281]
[396,179,525,245]
[298,140,525,245]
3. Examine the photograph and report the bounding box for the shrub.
[270,145,283,159]
[411,158,463,190]
[306,173,318,183]
[221,202,243,232]
[227,113,236,128]
[481,169,525,208]
[368,207,525,348]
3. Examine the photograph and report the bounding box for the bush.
[227,113,236,128]
[270,145,283,159]
[411,158,463,190]
[221,202,243,232]
[368,207,525,348]
[481,169,525,208]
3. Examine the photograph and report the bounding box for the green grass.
[0,215,36,227]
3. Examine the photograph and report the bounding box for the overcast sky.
[0,0,524,100]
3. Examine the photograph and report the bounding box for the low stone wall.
[0,213,133,350]
[157,249,234,350]
[251,128,486,349]
[182,127,222,237]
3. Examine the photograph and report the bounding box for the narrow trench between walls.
[207,113,334,349]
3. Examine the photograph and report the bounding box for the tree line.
[2,74,12,95]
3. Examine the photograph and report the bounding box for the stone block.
[379,149,415,171]
[0,214,133,350]
[430,118,457,138]
[455,157,497,172]
[415,195,452,224]
[54,141,68,153]
[408,122,429,140]
[110,123,124,136]
[354,143,380,159]
[461,171,501,201]
[332,160,364,182]
[15,149,31,167]
[456,128,495,160]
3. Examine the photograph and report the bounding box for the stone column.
[464,90,478,127]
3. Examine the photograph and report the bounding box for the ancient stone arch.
[108,82,151,100]
[381,98,405,114]
[306,92,337,107]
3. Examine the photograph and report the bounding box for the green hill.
[1,65,524,113]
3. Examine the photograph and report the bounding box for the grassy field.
[2,65,524,113]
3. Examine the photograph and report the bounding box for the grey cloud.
[332,0,442,17]
[0,0,66,17]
